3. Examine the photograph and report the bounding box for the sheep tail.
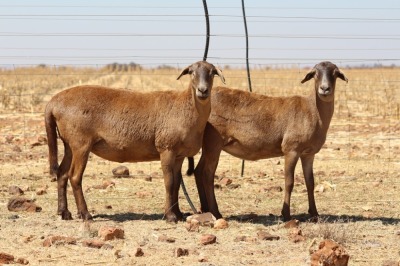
[45,105,59,177]
[186,157,195,176]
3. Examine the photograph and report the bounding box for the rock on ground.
[98,226,125,241]
[310,239,349,266]
[7,197,42,212]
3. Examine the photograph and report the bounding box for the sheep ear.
[301,69,316,84]
[177,66,191,80]
[214,67,226,84]
[336,69,348,83]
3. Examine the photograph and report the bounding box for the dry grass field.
[0,64,399,265]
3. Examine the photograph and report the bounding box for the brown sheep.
[188,61,347,221]
[45,61,225,223]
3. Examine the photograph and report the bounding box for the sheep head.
[301,61,348,102]
[177,61,225,100]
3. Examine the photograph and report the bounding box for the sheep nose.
[320,86,331,94]
[198,86,209,94]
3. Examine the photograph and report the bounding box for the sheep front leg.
[301,154,319,221]
[281,152,299,221]
[160,151,183,223]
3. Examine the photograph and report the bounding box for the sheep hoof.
[77,212,93,221]
[60,210,73,220]
[308,214,319,223]
[165,213,180,224]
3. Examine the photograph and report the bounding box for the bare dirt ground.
[0,66,399,265]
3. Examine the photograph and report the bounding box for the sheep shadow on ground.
[227,213,400,226]
[93,212,165,222]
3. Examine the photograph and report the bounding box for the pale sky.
[0,0,399,68]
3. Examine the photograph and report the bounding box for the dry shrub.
[302,218,360,245]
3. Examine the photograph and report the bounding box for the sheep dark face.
[301,61,348,102]
[177,61,225,101]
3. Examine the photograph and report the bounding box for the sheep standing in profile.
[188,61,347,221]
[45,61,225,223]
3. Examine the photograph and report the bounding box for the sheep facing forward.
[45,61,225,223]
[188,61,348,221]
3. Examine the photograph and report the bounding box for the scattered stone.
[43,235,77,247]
[144,175,152,182]
[288,228,305,243]
[219,177,232,186]
[135,191,153,198]
[135,247,144,257]
[315,184,325,193]
[0,252,14,264]
[150,172,160,178]
[283,219,300,229]
[259,186,283,193]
[234,235,258,243]
[184,219,200,232]
[16,258,29,265]
[200,234,216,245]
[310,239,349,266]
[381,260,399,266]
[30,141,42,148]
[92,180,115,190]
[102,244,114,250]
[112,166,130,177]
[214,183,222,190]
[7,197,42,212]
[36,185,48,195]
[105,205,113,209]
[186,212,216,227]
[8,214,19,220]
[5,135,14,143]
[227,183,241,189]
[257,231,280,241]
[213,218,229,229]
[136,170,145,175]
[174,248,189,257]
[198,255,208,262]
[98,226,125,241]
[114,249,123,259]
[157,234,176,243]
[12,145,22,152]
[22,235,35,243]
[82,239,107,249]
[8,186,24,195]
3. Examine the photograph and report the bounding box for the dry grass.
[0,65,400,265]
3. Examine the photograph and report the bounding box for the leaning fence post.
[241,0,252,177]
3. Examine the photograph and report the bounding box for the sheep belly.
[91,139,160,163]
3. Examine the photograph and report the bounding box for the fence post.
[241,0,252,177]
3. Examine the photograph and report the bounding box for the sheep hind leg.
[194,151,222,219]
[194,123,223,219]
[57,143,73,220]
[281,152,299,221]
[300,154,319,222]
[69,147,92,220]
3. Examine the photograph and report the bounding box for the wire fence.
[0,2,399,217]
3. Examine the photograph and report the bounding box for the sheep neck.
[188,84,211,124]
[312,87,335,133]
